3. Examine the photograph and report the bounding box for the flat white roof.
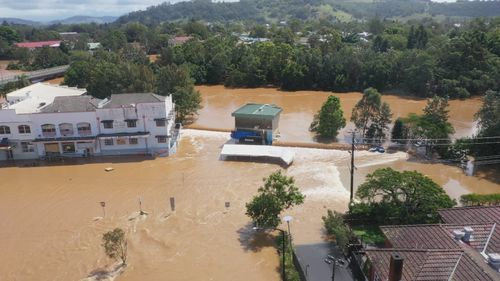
[221,144,295,165]
[6,83,86,114]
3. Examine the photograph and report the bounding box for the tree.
[102,228,128,265]
[155,64,201,122]
[101,30,127,52]
[64,60,92,88]
[423,95,450,125]
[322,210,354,254]
[87,61,125,99]
[310,95,346,139]
[391,118,407,143]
[246,170,305,229]
[471,90,500,156]
[349,168,456,225]
[351,88,392,140]
[366,102,393,143]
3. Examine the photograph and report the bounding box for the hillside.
[116,0,500,24]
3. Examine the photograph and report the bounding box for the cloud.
[0,0,172,21]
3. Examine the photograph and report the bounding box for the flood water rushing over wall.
[0,86,498,281]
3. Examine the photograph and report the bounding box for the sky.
[0,0,171,21]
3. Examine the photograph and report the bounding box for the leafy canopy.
[102,228,128,265]
[246,170,305,229]
[350,168,456,225]
[310,95,346,139]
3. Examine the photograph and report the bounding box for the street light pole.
[331,260,336,281]
[277,229,286,281]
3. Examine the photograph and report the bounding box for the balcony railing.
[42,131,56,137]
[78,130,92,136]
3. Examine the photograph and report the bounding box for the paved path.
[295,243,355,281]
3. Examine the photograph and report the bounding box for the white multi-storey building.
[0,84,179,161]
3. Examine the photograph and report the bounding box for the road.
[295,243,355,281]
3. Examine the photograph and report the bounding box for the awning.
[100,120,113,123]
[154,118,167,121]
[98,132,150,139]
[124,118,138,122]
[33,136,96,142]
[0,138,9,147]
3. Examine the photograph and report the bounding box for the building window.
[129,138,138,145]
[59,123,74,136]
[126,120,137,128]
[21,141,34,152]
[104,139,114,146]
[18,125,31,134]
[41,124,56,137]
[102,120,113,129]
[62,142,76,153]
[156,136,167,143]
[77,123,91,135]
[155,119,166,127]
[0,125,11,134]
[116,138,127,145]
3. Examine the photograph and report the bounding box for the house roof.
[101,93,166,108]
[14,40,61,48]
[40,96,101,113]
[232,103,282,119]
[381,224,462,250]
[6,83,86,114]
[169,36,193,44]
[365,249,496,281]
[439,206,500,224]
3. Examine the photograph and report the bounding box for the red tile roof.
[381,223,497,253]
[365,249,496,281]
[14,40,61,48]
[439,206,500,224]
[381,225,461,250]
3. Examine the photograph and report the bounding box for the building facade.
[0,86,179,161]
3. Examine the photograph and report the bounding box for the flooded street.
[0,85,497,281]
[192,85,482,142]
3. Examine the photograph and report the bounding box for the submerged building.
[230,103,282,145]
[0,83,179,161]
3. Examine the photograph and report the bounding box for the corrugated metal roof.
[232,103,282,118]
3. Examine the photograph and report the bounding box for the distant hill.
[0,16,117,26]
[48,16,117,25]
[116,0,500,25]
[0,18,41,26]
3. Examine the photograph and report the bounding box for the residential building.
[14,40,61,49]
[168,36,193,46]
[356,205,500,281]
[0,84,178,161]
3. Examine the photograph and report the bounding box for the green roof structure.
[231,103,282,119]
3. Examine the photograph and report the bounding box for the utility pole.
[350,131,355,202]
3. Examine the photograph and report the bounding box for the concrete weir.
[220,144,295,166]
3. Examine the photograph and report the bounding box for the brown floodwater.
[192,85,482,142]
[0,85,497,281]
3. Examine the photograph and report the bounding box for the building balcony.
[78,130,92,136]
[42,132,56,137]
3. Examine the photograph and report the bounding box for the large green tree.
[350,168,456,225]
[155,64,201,122]
[246,170,305,229]
[310,95,346,139]
[351,88,392,141]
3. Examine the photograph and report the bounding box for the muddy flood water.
[0,85,498,281]
[192,85,482,142]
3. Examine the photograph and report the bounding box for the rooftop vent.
[488,253,500,270]
[389,253,404,281]
[453,230,465,240]
[463,226,474,243]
